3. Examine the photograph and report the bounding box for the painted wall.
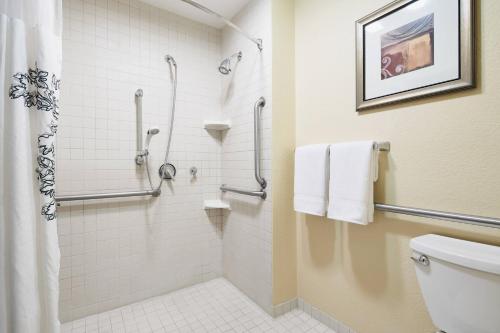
[58,0,224,321]
[220,0,274,315]
[294,0,500,333]
[271,0,297,309]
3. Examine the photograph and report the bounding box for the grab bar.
[375,203,500,229]
[221,97,267,200]
[254,97,267,189]
[55,189,160,203]
[220,185,267,199]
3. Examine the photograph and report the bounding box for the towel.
[327,141,379,225]
[294,144,330,216]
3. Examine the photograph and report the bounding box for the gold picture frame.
[356,0,475,111]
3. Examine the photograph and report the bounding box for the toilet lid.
[410,234,500,275]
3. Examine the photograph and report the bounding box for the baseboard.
[273,298,357,333]
[272,298,298,317]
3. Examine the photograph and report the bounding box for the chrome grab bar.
[220,97,267,200]
[375,203,500,229]
[55,189,160,203]
[220,185,267,200]
[254,97,267,189]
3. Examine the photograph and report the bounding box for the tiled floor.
[62,278,335,333]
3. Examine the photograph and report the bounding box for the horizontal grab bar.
[220,185,267,200]
[375,203,500,229]
[55,189,160,203]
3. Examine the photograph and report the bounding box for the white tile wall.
[219,0,273,315]
[58,0,225,321]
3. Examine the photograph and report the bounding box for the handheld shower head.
[144,127,160,151]
[147,128,160,135]
[219,51,242,75]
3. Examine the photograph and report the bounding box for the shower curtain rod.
[180,0,263,51]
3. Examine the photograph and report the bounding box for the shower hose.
[145,55,178,194]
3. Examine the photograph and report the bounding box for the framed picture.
[356,0,475,111]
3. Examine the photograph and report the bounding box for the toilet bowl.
[410,234,500,333]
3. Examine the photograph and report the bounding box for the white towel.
[294,144,330,216]
[327,141,379,225]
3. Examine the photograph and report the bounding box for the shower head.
[144,127,160,151]
[147,127,160,135]
[219,51,242,75]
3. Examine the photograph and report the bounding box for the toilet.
[410,234,500,333]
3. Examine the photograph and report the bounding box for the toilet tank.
[410,234,500,333]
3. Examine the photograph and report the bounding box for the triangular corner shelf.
[203,120,231,131]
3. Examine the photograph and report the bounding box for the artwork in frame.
[356,0,475,111]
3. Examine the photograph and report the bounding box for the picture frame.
[356,0,475,111]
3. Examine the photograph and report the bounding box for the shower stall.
[56,0,274,324]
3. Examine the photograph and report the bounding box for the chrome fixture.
[190,166,198,177]
[219,51,242,75]
[144,127,160,151]
[56,189,160,203]
[135,89,145,165]
[180,0,263,51]
[143,54,178,187]
[410,254,430,266]
[375,203,500,229]
[220,97,267,200]
[220,185,267,200]
[159,163,176,180]
[253,97,266,188]
[136,127,160,165]
[373,141,390,151]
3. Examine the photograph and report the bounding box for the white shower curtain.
[0,1,62,332]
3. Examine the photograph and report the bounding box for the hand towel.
[327,141,379,225]
[294,144,330,216]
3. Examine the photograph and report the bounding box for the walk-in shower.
[219,51,242,75]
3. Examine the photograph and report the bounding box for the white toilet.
[410,234,500,333]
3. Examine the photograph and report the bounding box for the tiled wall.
[220,0,273,315]
[57,0,224,321]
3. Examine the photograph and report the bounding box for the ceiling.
[140,0,252,28]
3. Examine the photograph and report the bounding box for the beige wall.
[294,0,500,332]
[271,0,297,306]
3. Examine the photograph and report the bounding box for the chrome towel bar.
[375,203,500,229]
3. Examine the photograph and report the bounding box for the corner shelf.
[203,120,231,131]
[203,200,231,210]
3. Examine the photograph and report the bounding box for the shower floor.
[61,278,334,333]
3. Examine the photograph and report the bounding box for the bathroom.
[1,0,499,333]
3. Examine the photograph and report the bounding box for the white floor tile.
[62,279,335,333]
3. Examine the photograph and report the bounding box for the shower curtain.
[0,1,62,332]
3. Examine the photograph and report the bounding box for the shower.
[219,51,242,74]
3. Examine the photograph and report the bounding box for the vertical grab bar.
[135,89,143,154]
[220,96,267,199]
[254,97,267,189]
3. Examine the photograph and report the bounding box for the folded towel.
[327,141,379,225]
[294,144,330,216]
